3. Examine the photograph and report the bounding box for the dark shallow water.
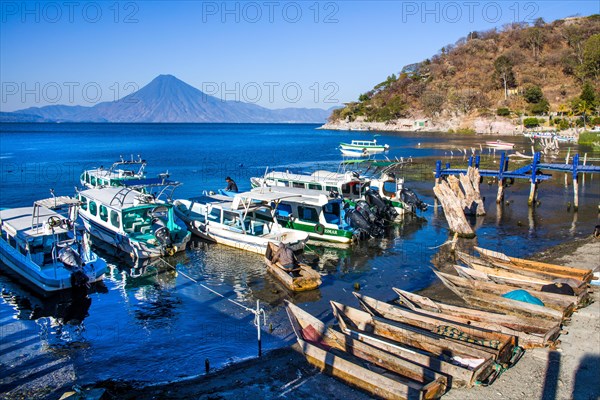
[0,123,598,386]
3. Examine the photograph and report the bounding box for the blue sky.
[1,1,598,111]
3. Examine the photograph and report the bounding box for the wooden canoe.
[330,301,501,387]
[475,246,593,283]
[265,242,321,292]
[353,292,520,366]
[457,252,588,294]
[453,264,588,305]
[392,288,561,348]
[285,301,447,399]
[433,270,566,321]
[449,266,577,312]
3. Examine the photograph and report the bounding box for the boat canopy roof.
[79,187,166,210]
[34,196,81,210]
[119,177,181,189]
[264,170,360,185]
[0,206,69,238]
[250,187,337,206]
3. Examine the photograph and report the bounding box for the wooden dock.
[435,152,600,210]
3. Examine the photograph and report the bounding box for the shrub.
[578,131,600,145]
[455,127,476,135]
[523,117,539,128]
[496,107,511,116]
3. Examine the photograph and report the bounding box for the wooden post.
[573,154,579,212]
[528,152,540,207]
[432,180,475,238]
[565,148,571,187]
[582,153,587,186]
[496,152,507,204]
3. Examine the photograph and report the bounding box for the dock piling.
[496,152,507,204]
[528,152,540,207]
[573,154,580,212]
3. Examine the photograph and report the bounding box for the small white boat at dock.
[0,196,107,293]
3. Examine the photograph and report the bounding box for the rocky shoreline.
[319,116,581,137]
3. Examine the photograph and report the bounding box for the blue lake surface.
[0,123,598,387]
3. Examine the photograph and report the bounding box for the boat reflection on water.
[0,269,106,347]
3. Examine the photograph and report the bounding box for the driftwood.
[433,167,484,238]
[433,181,475,238]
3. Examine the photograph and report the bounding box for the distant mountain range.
[2,75,337,123]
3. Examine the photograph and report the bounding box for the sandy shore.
[90,236,600,400]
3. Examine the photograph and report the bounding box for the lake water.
[1,123,599,388]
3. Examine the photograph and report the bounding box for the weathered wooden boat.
[330,301,504,387]
[453,264,588,305]
[393,288,561,348]
[433,271,566,321]
[475,246,593,283]
[449,266,578,312]
[353,293,521,363]
[457,251,588,296]
[264,242,321,292]
[285,301,448,399]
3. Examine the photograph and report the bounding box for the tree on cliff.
[493,55,516,100]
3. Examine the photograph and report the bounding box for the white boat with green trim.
[77,187,191,259]
[251,187,359,244]
[340,139,389,153]
[0,196,107,293]
[251,170,426,215]
[173,192,309,255]
[80,155,171,190]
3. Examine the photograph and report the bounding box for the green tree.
[574,100,595,129]
[358,93,370,102]
[493,55,516,100]
[580,81,596,105]
[581,34,600,80]
[523,85,545,103]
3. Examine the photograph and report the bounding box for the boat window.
[99,205,108,222]
[276,203,292,218]
[325,186,337,192]
[208,208,221,222]
[110,210,120,228]
[89,201,98,216]
[292,182,305,189]
[324,202,341,224]
[90,176,97,186]
[223,211,238,226]
[383,181,397,197]
[298,206,319,223]
[8,235,17,248]
[79,195,88,211]
[341,184,351,194]
[352,183,361,196]
[308,183,322,190]
[276,180,289,187]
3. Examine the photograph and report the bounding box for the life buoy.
[314,224,325,235]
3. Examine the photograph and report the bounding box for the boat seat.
[252,222,264,236]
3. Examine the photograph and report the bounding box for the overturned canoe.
[474,246,593,283]
[353,292,520,365]
[453,264,588,305]
[265,242,321,292]
[458,252,588,295]
[285,301,447,399]
[393,288,561,348]
[330,301,501,387]
[433,270,566,321]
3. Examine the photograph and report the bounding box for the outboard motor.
[58,247,84,269]
[355,200,378,225]
[345,207,384,238]
[152,218,173,247]
[364,189,398,222]
[400,188,428,212]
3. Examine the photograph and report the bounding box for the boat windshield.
[323,202,341,224]
[382,181,397,197]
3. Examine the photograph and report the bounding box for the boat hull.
[265,242,321,291]
[0,239,106,293]
[80,214,189,259]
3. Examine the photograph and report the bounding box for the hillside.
[326,15,600,134]
[4,75,334,123]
